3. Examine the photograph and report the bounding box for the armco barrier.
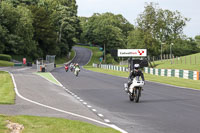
[144,67,200,80]
[93,63,129,72]
[92,63,200,80]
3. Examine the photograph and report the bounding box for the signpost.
[118,49,147,57]
[117,49,148,70]
[99,57,103,62]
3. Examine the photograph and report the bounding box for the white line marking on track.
[98,114,104,117]
[16,67,32,71]
[87,105,92,108]
[10,72,128,133]
[104,119,110,123]
[49,73,63,87]
[92,109,97,112]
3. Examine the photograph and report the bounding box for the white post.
[170,43,173,64]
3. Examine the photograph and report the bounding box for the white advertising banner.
[118,49,147,57]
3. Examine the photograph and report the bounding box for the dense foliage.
[79,13,134,61]
[0,0,80,60]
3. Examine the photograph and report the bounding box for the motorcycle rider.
[70,63,74,71]
[125,64,145,92]
[75,63,80,69]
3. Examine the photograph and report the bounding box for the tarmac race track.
[52,46,200,133]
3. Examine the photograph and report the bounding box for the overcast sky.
[76,0,200,38]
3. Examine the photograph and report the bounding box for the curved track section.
[71,46,91,66]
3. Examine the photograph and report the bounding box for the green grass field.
[0,60,14,67]
[0,71,15,104]
[151,53,200,71]
[0,115,120,133]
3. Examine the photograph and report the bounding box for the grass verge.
[0,115,120,133]
[151,52,200,71]
[0,71,15,104]
[35,72,61,86]
[85,67,200,89]
[0,60,14,67]
[55,49,75,65]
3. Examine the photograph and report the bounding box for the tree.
[0,25,7,53]
[135,2,190,56]
[81,13,130,61]
[0,0,80,59]
[172,38,200,56]
[0,1,37,57]
[47,0,80,56]
[30,5,58,57]
[195,35,200,48]
[81,12,133,51]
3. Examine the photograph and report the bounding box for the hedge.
[0,54,12,61]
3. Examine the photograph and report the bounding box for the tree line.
[0,1,199,61]
[0,0,80,60]
[79,2,200,61]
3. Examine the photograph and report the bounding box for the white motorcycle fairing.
[129,78,144,93]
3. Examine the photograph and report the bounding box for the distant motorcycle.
[124,76,144,103]
[69,64,74,72]
[70,66,74,72]
[65,65,69,72]
[74,67,80,76]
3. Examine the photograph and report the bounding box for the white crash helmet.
[134,64,140,69]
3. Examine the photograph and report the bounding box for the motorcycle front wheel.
[135,87,141,103]
[129,94,134,101]
[75,72,79,76]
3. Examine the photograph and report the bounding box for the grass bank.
[151,52,200,71]
[85,67,200,89]
[0,71,15,104]
[0,115,120,133]
[0,60,14,67]
[55,49,75,67]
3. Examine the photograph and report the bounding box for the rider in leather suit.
[125,64,145,91]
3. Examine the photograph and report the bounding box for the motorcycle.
[74,67,80,76]
[124,76,144,103]
[64,65,69,72]
[70,64,74,72]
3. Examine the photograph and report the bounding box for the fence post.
[185,56,186,64]
[195,56,196,65]
[181,57,182,64]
